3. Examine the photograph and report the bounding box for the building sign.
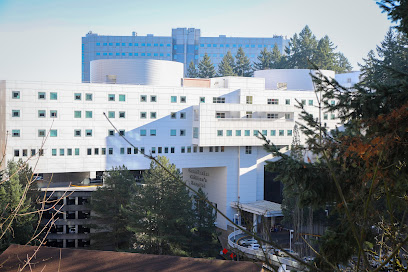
[188,168,209,188]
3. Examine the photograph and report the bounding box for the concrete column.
[253,213,257,234]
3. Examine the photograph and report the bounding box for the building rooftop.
[0,244,261,272]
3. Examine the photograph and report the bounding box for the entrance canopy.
[231,200,283,217]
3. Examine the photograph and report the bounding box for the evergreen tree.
[285,25,318,69]
[198,53,216,78]
[334,52,353,74]
[234,47,253,77]
[312,35,337,71]
[127,156,194,256]
[186,60,198,78]
[0,161,36,251]
[253,47,271,71]
[90,166,135,250]
[270,43,285,69]
[217,51,236,76]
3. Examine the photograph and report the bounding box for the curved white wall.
[254,69,335,90]
[90,59,183,87]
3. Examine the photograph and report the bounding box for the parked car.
[250,243,260,250]
[277,249,299,258]
[239,238,258,247]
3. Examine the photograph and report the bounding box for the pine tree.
[285,25,318,69]
[217,51,236,76]
[234,47,252,77]
[90,166,135,250]
[198,53,216,78]
[312,35,337,71]
[253,47,271,71]
[335,52,353,73]
[270,43,284,69]
[127,156,194,256]
[186,60,198,78]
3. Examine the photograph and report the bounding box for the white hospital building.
[0,60,347,247]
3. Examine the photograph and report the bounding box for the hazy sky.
[0,0,394,83]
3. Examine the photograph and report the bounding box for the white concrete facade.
[0,69,341,230]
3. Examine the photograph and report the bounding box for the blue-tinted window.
[121,53,125,56]
[135,43,138,46]
[213,44,217,47]
[167,53,170,57]
[154,43,158,46]
[109,43,112,46]
[195,55,198,59]
[200,44,204,47]
[142,43,145,46]
[238,44,242,47]
[135,53,138,56]
[167,44,171,47]
[251,44,255,48]
[96,43,100,46]
[220,44,224,47]
[160,43,163,47]
[116,53,120,56]
[173,45,177,49]
[258,45,262,48]
[220,54,224,57]
[226,44,230,47]
[122,43,125,46]
[103,43,107,46]
[213,54,217,57]
[109,53,112,56]
[245,44,250,48]
[129,43,133,46]
[159,53,163,56]
[174,55,177,59]
[154,53,158,56]
[96,52,100,56]
[129,53,133,56]
[116,43,120,46]
[147,43,151,47]
[233,44,237,48]
[200,54,204,57]
[195,45,198,50]
[140,129,146,136]
[103,53,107,56]
[251,54,255,57]
[147,53,151,56]
[207,44,211,47]
[141,53,145,56]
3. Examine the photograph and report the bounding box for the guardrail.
[227,230,304,271]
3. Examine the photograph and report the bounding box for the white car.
[239,238,258,247]
[250,243,260,250]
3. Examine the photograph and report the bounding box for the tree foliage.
[234,47,253,77]
[218,51,236,76]
[186,60,198,78]
[198,53,216,78]
[253,47,271,71]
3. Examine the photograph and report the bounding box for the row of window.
[96,42,171,47]
[265,98,336,106]
[216,129,293,137]
[96,52,171,57]
[199,44,272,48]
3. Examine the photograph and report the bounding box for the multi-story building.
[0,60,341,247]
[82,28,289,81]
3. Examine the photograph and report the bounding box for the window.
[180,112,186,119]
[140,112,147,119]
[94,148,99,155]
[200,97,205,103]
[246,96,253,104]
[108,94,115,101]
[38,92,46,99]
[245,146,252,154]
[308,100,313,106]
[331,100,336,105]
[279,130,284,136]
[108,148,113,155]
[67,148,72,156]
[140,147,145,154]
[85,129,92,137]
[170,129,176,136]
[246,111,252,118]
[267,99,279,105]
[285,99,290,105]
[277,82,288,89]
[324,113,328,120]
[52,149,57,156]
[150,95,157,102]
[245,130,250,136]
[12,91,20,99]
[38,110,46,118]
[193,127,199,138]
[60,149,65,156]
[180,96,186,103]
[221,146,225,152]
[31,149,36,156]
[301,99,306,105]
[170,112,176,119]
[12,129,20,137]
[287,130,293,136]
[150,129,156,136]
[38,129,46,137]
[226,130,232,136]
[140,130,146,136]
[262,130,267,136]
[75,148,80,156]
[74,93,81,100]
[133,148,138,154]
[108,111,115,118]
[171,96,177,103]
[216,112,225,118]
[120,148,125,155]
[180,147,185,153]
[119,94,126,101]
[85,111,92,118]
[50,130,57,137]
[199,147,204,152]
[88,148,92,155]
[12,110,20,117]
[236,130,241,136]
[50,110,57,118]
[169,147,174,153]
[213,97,225,103]
[151,147,156,154]
[271,130,276,136]
[267,113,278,119]
[50,92,58,100]
[140,95,147,102]
[74,111,81,118]
[331,113,336,120]
[180,129,186,136]
[217,130,223,136]
[119,111,125,118]
[74,129,81,137]
[108,130,114,136]
[164,147,169,153]
[253,130,259,136]
[119,130,125,136]
[285,113,291,120]
[86,93,93,101]
[102,148,106,155]
[150,112,156,119]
